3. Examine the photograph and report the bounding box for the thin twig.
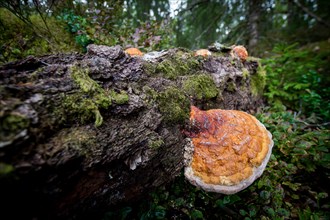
[32,0,60,44]
[295,119,330,128]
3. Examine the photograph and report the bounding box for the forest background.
[0,0,329,219]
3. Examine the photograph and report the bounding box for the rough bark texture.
[248,0,262,55]
[0,45,265,219]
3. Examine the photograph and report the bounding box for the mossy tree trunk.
[0,45,265,219]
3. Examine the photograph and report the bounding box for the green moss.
[242,68,249,80]
[62,93,102,126]
[0,163,14,177]
[110,90,129,105]
[1,113,29,133]
[157,87,190,124]
[48,126,97,158]
[71,68,100,93]
[143,86,158,100]
[142,86,159,107]
[183,74,219,100]
[246,56,261,62]
[0,113,29,142]
[143,62,157,75]
[60,65,129,127]
[250,63,266,96]
[54,127,96,157]
[154,54,201,79]
[148,136,165,149]
[227,81,237,92]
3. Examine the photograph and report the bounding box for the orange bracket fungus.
[124,47,144,57]
[184,106,273,194]
[194,49,212,57]
[230,45,248,62]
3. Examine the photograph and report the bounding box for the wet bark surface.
[0,45,263,219]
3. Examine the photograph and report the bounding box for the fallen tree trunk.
[0,45,265,219]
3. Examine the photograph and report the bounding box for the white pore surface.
[184,122,274,195]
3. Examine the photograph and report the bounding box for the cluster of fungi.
[124,45,271,194]
[194,45,248,62]
[184,106,273,194]
[125,45,248,62]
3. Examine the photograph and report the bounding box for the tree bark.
[0,45,264,219]
[248,0,262,55]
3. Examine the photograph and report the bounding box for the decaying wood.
[0,45,264,219]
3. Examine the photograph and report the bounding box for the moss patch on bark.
[60,65,129,127]
[183,74,219,100]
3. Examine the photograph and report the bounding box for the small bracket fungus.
[230,45,248,62]
[124,47,144,57]
[184,106,273,194]
[194,49,212,57]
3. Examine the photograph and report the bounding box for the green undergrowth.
[263,42,330,121]
[103,106,330,219]
[0,8,78,64]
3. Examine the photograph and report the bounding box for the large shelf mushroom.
[184,106,273,194]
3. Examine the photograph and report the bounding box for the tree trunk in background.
[0,45,264,219]
[287,0,295,29]
[248,0,261,55]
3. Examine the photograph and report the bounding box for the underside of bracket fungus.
[184,106,273,194]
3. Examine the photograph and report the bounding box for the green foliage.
[257,107,330,172]
[57,7,173,52]
[263,43,330,121]
[0,8,78,64]
[57,10,93,51]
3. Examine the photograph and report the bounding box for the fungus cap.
[194,49,212,57]
[184,106,273,194]
[231,45,248,62]
[125,48,144,56]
